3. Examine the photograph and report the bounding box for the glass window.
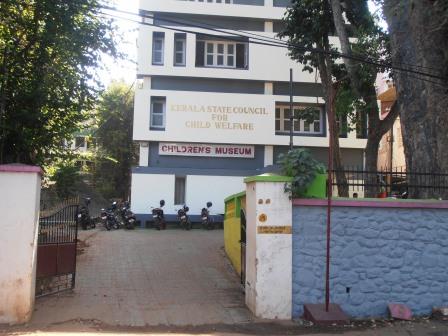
[150,97,166,129]
[75,137,85,148]
[275,105,324,135]
[152,32,165,65]
[174,34,186,66]
[174,177,186,205]
[202,41,237,68]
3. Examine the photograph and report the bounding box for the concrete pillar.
[139,141,149,166]
[0,164,42,324]
[244,174,293,320]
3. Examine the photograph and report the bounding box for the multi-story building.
[131,0,368,222]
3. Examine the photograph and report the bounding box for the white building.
[131,0,367,223]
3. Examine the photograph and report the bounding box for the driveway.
[30,229,252,327]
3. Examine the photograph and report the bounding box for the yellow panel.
[223,217,241,275]
[225,199,236,219]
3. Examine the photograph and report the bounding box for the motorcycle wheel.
[105,222,111,231]
[113,222,119,230]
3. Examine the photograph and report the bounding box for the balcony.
[139,0,287,20]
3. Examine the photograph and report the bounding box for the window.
[150,97,166,130]
[356,111,368,139]
[174,177,186,205]
[275,105,324,135]
[205,42,236,67]
[185,0,233,3]
[174,33,186,66]
[152,32,165,65]
[196,39,247,69]
[75,136,86,148]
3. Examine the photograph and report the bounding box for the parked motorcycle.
[201,201,214,230]
[119,201,136,230]
[151,200,166,230]
[77,197,96,230]
[176,204,192,231]
[101,206,119,231]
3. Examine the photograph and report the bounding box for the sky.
[98,0,139,87]
[98,0,387,88]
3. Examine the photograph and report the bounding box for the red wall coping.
[293,198,448,210]
[0,164,42,175]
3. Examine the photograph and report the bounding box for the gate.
[240,209,246,290]
[36,198,79,297]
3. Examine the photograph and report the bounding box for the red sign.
[159,143,255,158]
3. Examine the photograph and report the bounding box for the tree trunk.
[331,0,400,197]
[383,0,448,199]
[317,49,349,198]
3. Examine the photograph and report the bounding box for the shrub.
[278,148,326,197]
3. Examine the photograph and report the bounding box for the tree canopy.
[92,80,136,200]
[0,0,118,165]
[280,0,397,196]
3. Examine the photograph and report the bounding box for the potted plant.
[377,186,387,198]
[278,148,327,198]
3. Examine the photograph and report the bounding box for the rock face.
[292,205,448,318]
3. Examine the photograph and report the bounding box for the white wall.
[138,25,319,83]
[0,167,41,324]
[140,0,287,21]
[245,179,292,319]
[130,173,175,214]
[186,175,246,214]
[131,173,245,215]
[133,89,367,149]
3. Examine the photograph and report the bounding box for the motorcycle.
[77,197,95,230]
[101,206,120,231]
[201,201,214,230]
[119,201,136,230]
[151,200,166,230]
[176,204,192,231]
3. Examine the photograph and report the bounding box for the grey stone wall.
[292,205,448,318]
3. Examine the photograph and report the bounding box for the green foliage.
[279,0,390,131]
[49,161,81,199]
[92,80,136,200]
[278,148,326,197]
[0,0,119,165]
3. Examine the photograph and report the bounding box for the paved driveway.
[31,229,252,327]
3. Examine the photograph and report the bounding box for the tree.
[0,0,118,165]
[280,0,398,196]
[330,0,398,196]
[93,81,136,200]
[382,0,448,199]
[279,0,350,196]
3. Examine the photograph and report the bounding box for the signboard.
[257,226,292,234]
[159,143,255,158]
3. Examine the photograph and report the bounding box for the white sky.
[98,0,139,87]
[98,0,387,87]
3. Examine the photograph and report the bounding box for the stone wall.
[292,202,448,318]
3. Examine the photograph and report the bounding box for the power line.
[139,8,444,75]
[100,6,447,82]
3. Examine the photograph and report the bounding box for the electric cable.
[98,10,447,87]
[100,5,447,81]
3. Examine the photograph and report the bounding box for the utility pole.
[289,68,294,151]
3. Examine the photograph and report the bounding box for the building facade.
[377,85,406,171]
[131,0,368,222]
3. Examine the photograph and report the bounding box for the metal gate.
[240,209,246,290]
[36,198,79,297]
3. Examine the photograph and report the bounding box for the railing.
[330,167,448,200]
